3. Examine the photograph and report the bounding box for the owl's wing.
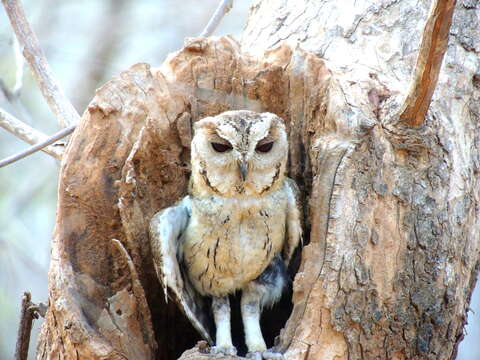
[149,196,213,343]
[283,178,303,265]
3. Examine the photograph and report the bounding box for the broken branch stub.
[15,292,34,360]
[398,0,457,127]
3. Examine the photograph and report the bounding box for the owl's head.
[190,111,288,198]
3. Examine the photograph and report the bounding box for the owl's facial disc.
[192,111,288,197]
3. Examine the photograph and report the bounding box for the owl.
[150,110,302,360]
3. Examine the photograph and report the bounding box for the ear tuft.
[194,117,217,133]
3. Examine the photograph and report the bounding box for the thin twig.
[0,125,75,168]
[398,0,457,127]
[199,0,233,37]
[2,0,80,128]
[14,292,33,360]
[0,108,63,159]
[111,239,157,350]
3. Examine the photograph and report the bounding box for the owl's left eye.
[255,141,274,153]
[211,142,233,152]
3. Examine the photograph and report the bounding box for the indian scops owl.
[149,110,302,359]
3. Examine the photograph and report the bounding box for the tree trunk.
[241,1,480,359]
[37,1,480,360]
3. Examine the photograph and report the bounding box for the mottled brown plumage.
[150,110,302,359]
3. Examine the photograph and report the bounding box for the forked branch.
[2,0,80,128]
[398,0,456,127]
[0,125,74,168]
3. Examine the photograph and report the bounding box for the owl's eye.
[255,141,274,153]
[211,142,233,152]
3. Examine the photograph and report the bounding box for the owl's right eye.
[211,142,233,152]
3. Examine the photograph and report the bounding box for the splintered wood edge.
[398,0,456,128]
[111,239,157,350]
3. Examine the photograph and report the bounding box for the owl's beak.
[238,160,248,181]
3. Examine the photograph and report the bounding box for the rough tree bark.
[37,1,479,360]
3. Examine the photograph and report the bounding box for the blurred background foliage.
[0,1,477,359]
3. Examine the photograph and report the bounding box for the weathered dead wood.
[240,1,480,360]
[15,292,47,360]
[398,0,457,127]
[111,239,157,351]
[15,292,34,360]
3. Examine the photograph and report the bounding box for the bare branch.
[14,292,47,360]
[199,0,233,37]
[398,0,457,128]
[0,124,75,168]
[15,292,34,360]
[2,0,80,128]
[0,108,63,159]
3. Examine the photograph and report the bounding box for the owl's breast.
[182,191,288,297]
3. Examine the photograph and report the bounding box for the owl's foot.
[246,350,284,360]
[210,345,237,357]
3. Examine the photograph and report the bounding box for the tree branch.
[14,292,34,360]
[398,0,457,127]
[0,124,75,168]
[0,108,63,159]
[199,0,233,37]
[14,292,47,360]
[2,0,80,128]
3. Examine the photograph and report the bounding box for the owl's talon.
[210,345,237,357]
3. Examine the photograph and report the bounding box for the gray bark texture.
[241,1,480,359]
[37,1,479,360]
